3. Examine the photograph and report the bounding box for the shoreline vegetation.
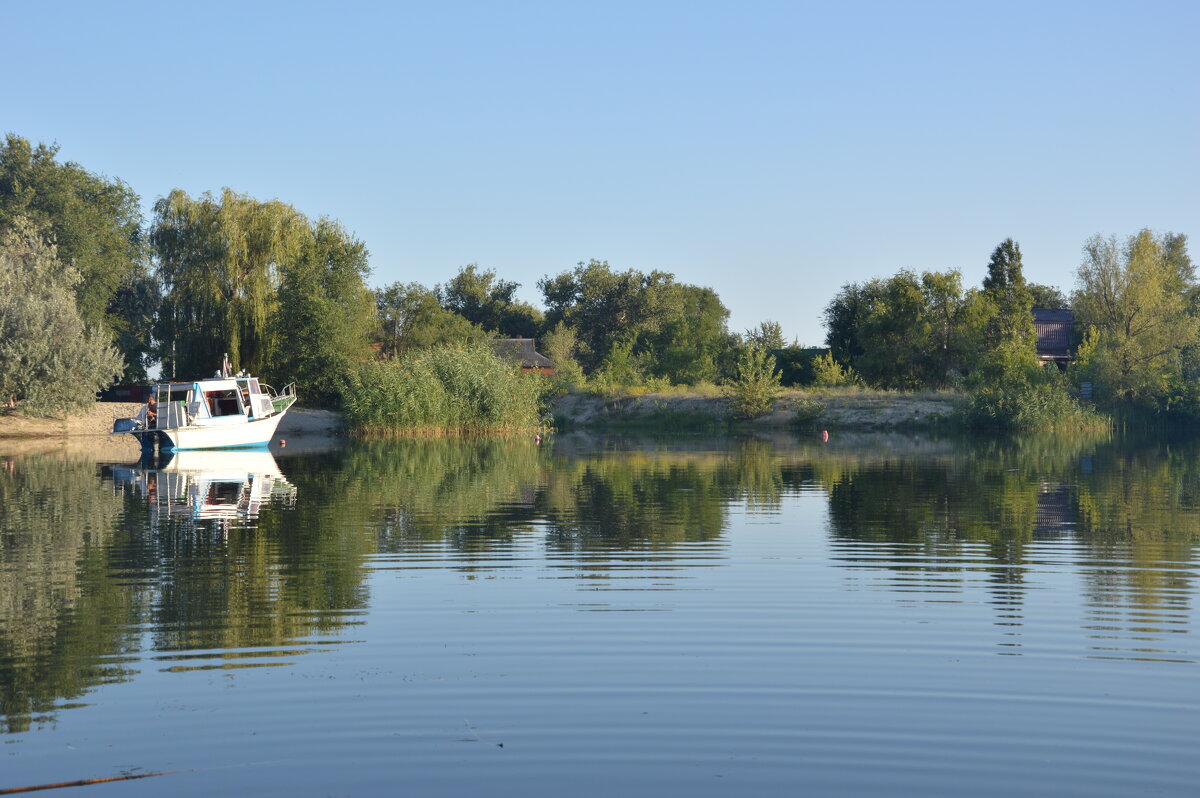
[0,384,1120,462]
[0,388,985,449]
[0,134,1192,438]
[340,346,544,437]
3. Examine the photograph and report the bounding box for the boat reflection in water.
[110,449,297,528]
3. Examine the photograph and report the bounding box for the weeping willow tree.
[152,188,308,377]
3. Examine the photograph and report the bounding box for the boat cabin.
[148,376,276,430]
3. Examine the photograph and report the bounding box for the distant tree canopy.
[980,238,1036,356]
[821,239,1083,391]
[818,232,1200,423]
[0,219,123,415]
[824,268,989,389]
[975,238,1038,386]
[33,130,1200,430]
[745,320,786,351]
[6,133,805,415]
[0,135,150,379]
[539,259,731,383]
[437,264,543,338]
[375,281,484,358]
[1028,283,1068,309]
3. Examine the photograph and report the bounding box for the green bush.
[342,344,544,436]
[958,378,1108,432]
[811,352,858,388]
[726,346,783,419]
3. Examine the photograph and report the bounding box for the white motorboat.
[113,369,296,451]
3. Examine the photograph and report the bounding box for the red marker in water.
[821,430,829,442]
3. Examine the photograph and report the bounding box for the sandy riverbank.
[0,404,344,458]
[550,389,959,429]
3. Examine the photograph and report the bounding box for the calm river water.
[1,431,1197,796]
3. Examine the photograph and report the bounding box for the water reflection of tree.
[305,440,549,553]
[1,451,373,733]
[316,438,791,554]
[8,431,1200,733]
[1070,439,1200,656]
[0,456,136,733]
[539,454,728,550]
[818,431,1199,657]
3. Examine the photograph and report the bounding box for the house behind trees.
[488,338,555,375]
[1033,308,1073,368]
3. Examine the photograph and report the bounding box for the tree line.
[0,134,785,415]
[0,132,1194,427]
[820,230,1194,426]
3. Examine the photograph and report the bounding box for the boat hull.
[154,412,287,451]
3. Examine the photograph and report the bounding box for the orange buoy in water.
[280,439,287,447]
[821,430,829,442]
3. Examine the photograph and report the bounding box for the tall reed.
[342,345,544,436]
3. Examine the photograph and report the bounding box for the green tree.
[811,351,857,387]
[824,279,879,369]
[1072,230,1197,403]
[727,345,782,418]
[853,270,933,389]
[971,238,1039,391]
[0,135,148,378]
[825,269,987,389]
[644,284,731,384]
[437,263,543,338]
[746,320,786,351]
[539,259,730,381]
[271,219,376,407]
[1028,283,1069,309]
[540,322,584,387]
[152,188,308,377]
[107,263,160,383]
[922,269,991,386]
[375,281,483,357]
[981,238,1036,347]
[0,219,122,414]
[539,260,676,372]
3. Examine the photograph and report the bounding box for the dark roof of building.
[1033,308,1073,358]
[488,338,554,369]
[1033,308,1073,323]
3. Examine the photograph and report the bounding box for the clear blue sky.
[4,0,1197,345]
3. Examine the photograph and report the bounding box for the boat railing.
[260,382,297,416]
[161,398,192,430]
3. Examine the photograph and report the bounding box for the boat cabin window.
[157,387,192,404]
[204,389,243,417]
[249,379,261,394]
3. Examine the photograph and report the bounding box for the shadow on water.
[2,428,1198,732]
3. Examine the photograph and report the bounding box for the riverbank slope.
[0,390,955,455]
[551,389,958,429]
